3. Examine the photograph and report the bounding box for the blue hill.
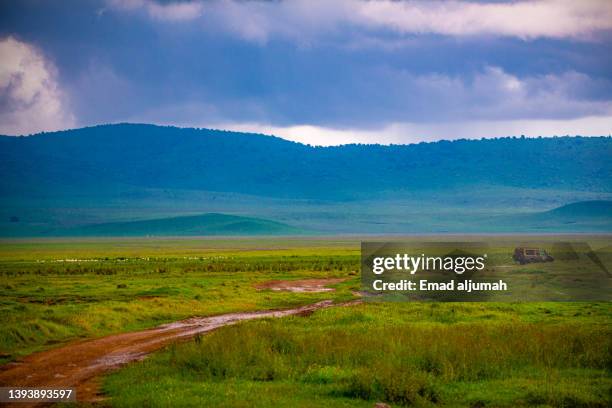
[1,123,610,200]
[1,124,610,235]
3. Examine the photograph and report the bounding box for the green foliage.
[105,303,612,407]
[0,237,610,407]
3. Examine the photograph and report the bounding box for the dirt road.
[0,280,354,406]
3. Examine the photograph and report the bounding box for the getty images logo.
[372,253,487,275]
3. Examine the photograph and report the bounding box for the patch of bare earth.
[256,278,346,292]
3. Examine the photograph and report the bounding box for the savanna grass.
[105,302,611,407]
[0,242,360,362]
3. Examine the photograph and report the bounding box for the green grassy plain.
[106,302,611,407]
[0,237,610,407]
[0,238,359,362]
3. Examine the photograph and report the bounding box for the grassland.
[105,302,611,407]
[0,237,610,407]
[0,238,359,362]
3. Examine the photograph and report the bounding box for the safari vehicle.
[513,247,554,265]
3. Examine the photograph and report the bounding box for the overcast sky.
[1,0,611,145]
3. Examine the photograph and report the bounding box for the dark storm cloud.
[0,0,611,142]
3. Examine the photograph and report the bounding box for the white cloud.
[468,67,612,120]
[147,1,203,21]
[128,65,612,144]
[0,37,75,135]
[355,0,612,40]
[107,0,203,21]
[108,0,612,41]
[373,66,612,122]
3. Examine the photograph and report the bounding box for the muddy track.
[255,278,347,292]
[0,297,359,406]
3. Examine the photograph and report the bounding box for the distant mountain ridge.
[1,123,610,200]
[1,124,611,235]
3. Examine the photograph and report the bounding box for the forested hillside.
[1,124,610,200]
[1,124,610,235]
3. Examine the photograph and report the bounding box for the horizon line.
[1,121,611,148]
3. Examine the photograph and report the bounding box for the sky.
[0,0,611,145]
